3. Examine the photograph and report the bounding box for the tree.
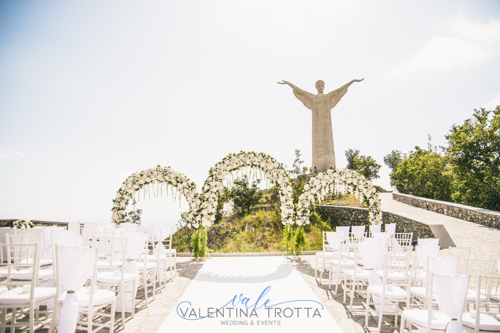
[392,146,453,201]
[288,149,309,178]
[345,149,381,180]
[228,175,263,216]
[445,107,500,210]
[384,150,406,186]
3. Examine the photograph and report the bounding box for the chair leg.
[110,298,116,333]
[365,292,371,327]
[121,284,126,327]
[378,297,385,333]
[30,305,35,333]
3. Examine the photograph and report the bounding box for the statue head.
[315,80,325,93]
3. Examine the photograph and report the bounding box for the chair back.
[326,231,344,252]
[385,223,396,234]
[55,245,97,295]
[3,242,40,293]
[431,273,470,330]
[448,246,471,274]
[92,236,127,272]
[418,238,439,247]
[466,259,496,276]
[351,225,365,238]
[369,224,381,236]
[393,233,413,247]
[336,226,350,234]
[67,222,80,235]
[380,251,414,288]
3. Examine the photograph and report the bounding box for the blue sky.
[1,0,500,226]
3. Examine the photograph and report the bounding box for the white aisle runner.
[158,257,343,333]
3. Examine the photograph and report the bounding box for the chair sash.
[56,245,97,333]
[434,274,469,333]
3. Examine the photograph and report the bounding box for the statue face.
[315,80,325,93]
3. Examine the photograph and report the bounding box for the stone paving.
[379,193,500,260]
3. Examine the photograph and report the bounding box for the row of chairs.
[314,229,500,333]
[0,223,176,332]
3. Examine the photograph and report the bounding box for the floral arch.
[197,152,295,229]
[296,168,382,226]
[111,166,201,224]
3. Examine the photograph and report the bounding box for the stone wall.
[393,193,500,229]
[0,219,69,228]
[318,205,435,240]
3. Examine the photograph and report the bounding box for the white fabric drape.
[434,274,470,333]
[115,261,139,313]
[57,245,96,333]
[385,223,396,234]
[416,245,440,269]
[360,242,393,311]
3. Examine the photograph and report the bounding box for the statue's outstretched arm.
[327,78,364,109]
[329,78,364,94]
[278,80,314,110]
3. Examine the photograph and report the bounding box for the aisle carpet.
[157,256,343,333]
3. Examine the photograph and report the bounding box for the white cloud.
[402,17,500,73]
[0,149,25,159]
[450,17,500,46]
[484,92,500,109]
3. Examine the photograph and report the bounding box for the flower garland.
[297,168,382,225]
[111,166,201,225]
[13,219,34,229]
[201,151,295,227]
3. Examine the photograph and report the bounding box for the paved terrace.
[14,194,500,332]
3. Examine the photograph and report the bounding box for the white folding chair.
[461,275,500,333]
[329,236,357,294]
[0,243,56,333]
[365,251,413,333]
[465,259,496,309]
[401,273,469,333]
[96,237,138,328]
[315,231,344,284]
[51,245,116,333]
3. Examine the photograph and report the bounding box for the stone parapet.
[0,219,69,228]
[393,193,500,229]
[317,205,455,248]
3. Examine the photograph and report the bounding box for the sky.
[1,0,500,227]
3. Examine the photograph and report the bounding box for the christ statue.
[278,78,364,172]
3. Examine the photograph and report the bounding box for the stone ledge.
[318,205,455,249]
[393,193,500,229]
[178,251,317,257]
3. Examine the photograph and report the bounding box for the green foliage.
[228,175,263,216]
[384,150,406,185]
[288,149,309,178]
[445,107,500,210]
[292,226,307,257]
[191,226,208,259]
[345,149,381,180]
[213,187,231,224]
[125,200,142,224]
[392,146,453,201]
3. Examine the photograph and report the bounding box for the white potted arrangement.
[13,219,34,229]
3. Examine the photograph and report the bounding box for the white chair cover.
[115,232,148,312]
[416,245,440,269]
[369,224,381,235]
[351,226,365,238]
[434,274,470,333]
[385,223,396,234]
[336,226,350,234]
[56,245,96,333]
[359,242,394,311]
[418,238,440,247]
[326,231,345,251]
